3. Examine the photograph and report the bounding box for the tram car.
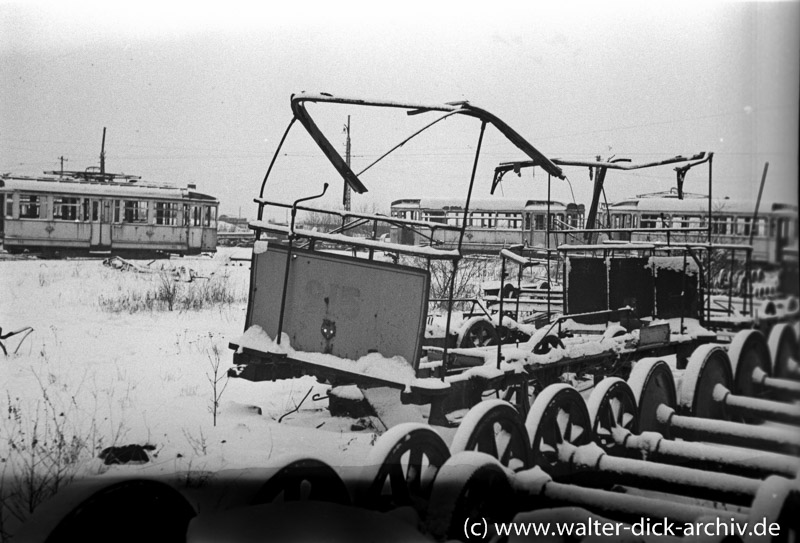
[602,192,798,264]
[390,197,585,253]
[0,170,219,257]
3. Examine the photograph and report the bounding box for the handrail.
[254,198,462,232]
[250,221,460,260]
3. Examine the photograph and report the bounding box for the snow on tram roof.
[608,196,797,215]
[393,197,571,211]
[0,174,218,202]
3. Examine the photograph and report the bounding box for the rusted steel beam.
[289,92,565,198]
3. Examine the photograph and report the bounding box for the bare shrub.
[403,256,492,312]
[1,379,92,533]
[206,345,228,427]
[97,270,244,314]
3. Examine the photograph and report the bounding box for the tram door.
[613,214,632,241]
[89,199,112,250]
[187,204,202,252]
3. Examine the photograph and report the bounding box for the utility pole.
[343,115,351,211]
[100,127,107,178]
[58,156,67,177]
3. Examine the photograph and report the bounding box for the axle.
[658,404,800,455]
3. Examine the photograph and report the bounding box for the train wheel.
[426,451,515,541]
[458,319,499,348]
[679,345,734,420]
[768,323,800,380]
[250,457,351,505]
[449,399,532,472]
[602,324,628,340]
[356,423,450,515]
[627,358,677,436]
[727,329,771,404]
[501,283,519,299]
[745,475,800,543]
[17,478,195,543]
[586,377,638,457]
[525,384,592,478]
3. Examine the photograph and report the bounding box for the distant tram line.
[0,171,219,257]
[391,194,798,264]
[390,197,586,254]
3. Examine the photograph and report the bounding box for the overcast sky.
[1,1,798,219]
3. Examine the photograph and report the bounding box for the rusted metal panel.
[655,267,699,319]
[566,257,607,323]
[609,257,654,318]
[247,244,429,367]
[640,322,671,346]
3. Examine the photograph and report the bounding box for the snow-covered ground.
[0,248,377,537]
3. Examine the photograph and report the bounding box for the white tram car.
[604,193,798,264]
[0,171,219,257]
[390,197,585,252]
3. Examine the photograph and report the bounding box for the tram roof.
[0,175,218,203]
[393,197,571,212]
[607,196,796,215]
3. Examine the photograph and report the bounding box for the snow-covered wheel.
[501,282,519,299]
[761,299,778,316]
[745,475,800,543]
[425,451,515,541]
[728,329,771,402]
[450,399,532,472]
[678,345,733,420]
[356,423,450,514]
[458,318,499,349]
[586,377,638,457]
[532,334,565,355]
[525,384,592,478]
[15,478,196,543]
[250,457,351,505]
[768,323,800,380]
[602,324,628,340]
[627,358,677,435]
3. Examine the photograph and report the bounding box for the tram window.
[446,213,461,226]
[203,206,217,227]
[712,216,729,235]
[191,206,202,226]
[533,215,545,230]
[155,202,180,226]
[641,214,658,228]
[422,211,446,224]
[5,195,12,218]
[115,200,148,224]
[52,196,79,220]
[741,217,751,236]
[19,195,40,219]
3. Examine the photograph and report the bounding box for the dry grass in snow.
[0,249,377,539]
